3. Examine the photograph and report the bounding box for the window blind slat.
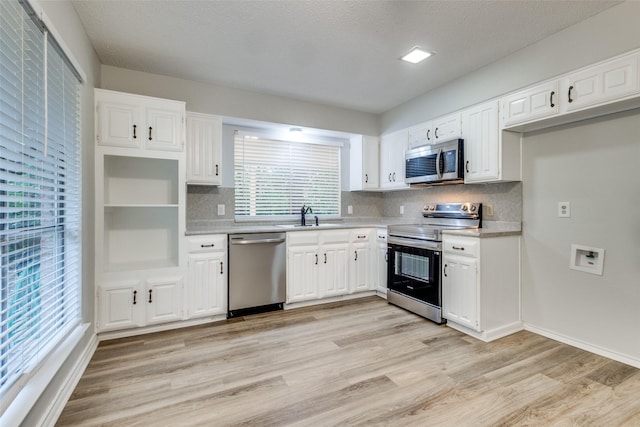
[0,0,81,410]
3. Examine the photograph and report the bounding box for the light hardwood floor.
[57,296,640,426]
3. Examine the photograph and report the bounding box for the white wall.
[100,65,379,136]
[20,0,101,425]
[382,1,640,133]
[380,0,640,365]
[522,111,640,364]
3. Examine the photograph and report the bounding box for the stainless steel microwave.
[405,138,464,185]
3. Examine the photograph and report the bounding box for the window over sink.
[234,131,341,221]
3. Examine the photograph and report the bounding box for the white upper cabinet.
[501,81,560,128]
[500,50,640,131]
[186,112,223,185]
[96,89,185,152]
[563,53,639,113]
[379,130,409,190]
[407,113,461,149]
[349,135,379,191]
[462,101,521,183]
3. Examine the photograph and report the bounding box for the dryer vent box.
[570,244,605,276]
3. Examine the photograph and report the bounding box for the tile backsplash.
[187,181,521,229]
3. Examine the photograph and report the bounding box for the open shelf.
[104,155,179,205]
[103,206,179,272]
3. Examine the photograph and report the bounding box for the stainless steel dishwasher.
[228,232,286,318]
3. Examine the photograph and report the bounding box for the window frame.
[233,130,343,222]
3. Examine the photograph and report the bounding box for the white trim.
[446,320,524,342]
[38,331,98,427]
[284,291,378,310]
[26,0,88,83]
[98,315,227,341]
[524,323,640,369]
[0,323,90,427]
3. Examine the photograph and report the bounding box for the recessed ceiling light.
[401,47,433,64]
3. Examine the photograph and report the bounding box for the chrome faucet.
[301,205,313,226]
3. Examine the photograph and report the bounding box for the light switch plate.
[347,205,353,215]
[217,204,225,216]
[400,205,405,215]
[558,202,571,218]
[484,204,494,218]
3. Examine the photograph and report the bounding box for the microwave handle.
[436,148,443,180]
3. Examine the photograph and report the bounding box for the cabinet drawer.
[350,229,372,243]
[287,231,320,246]
[187,235,227,253]
[377,229,388,242]
[443,238,478,257]
[319,229,350,245]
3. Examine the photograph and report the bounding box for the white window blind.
[234,133,341,219]
[0,0,81,410]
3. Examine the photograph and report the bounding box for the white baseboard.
[446,320,524,342]
[98,314,227,341]
[524,323,640,369]
[39,331,98,427]
[285,291,378,310]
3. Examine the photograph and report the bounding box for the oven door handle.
[436,148,443,180]
[388,235,442,251]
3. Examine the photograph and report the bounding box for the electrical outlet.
[347,205,353,215]
[217,204,225,216]
[400,205,405,215]
[484,204,494,218]
[558,202,570,218]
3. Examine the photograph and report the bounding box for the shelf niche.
[104,155,179,205]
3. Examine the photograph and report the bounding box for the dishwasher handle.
[230,237,285,245]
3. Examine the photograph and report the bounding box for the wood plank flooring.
[57,297,640,426]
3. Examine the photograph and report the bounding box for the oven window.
[388,244,440,306]
[395,252,430,282]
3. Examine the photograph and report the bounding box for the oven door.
[387,241,441,307]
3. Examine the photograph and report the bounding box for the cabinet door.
[564,53,639,113]
[186,113,222,185]
[145,104,184,152]
[379,130,409,189]
[462,101,500,183]
[362,136,380,190]
[145,277,183,324]
[350,244,371,293]
[442,255,479,331]
[97,99,142,149]
[319,244,349,298]
[377,243,388,294]
[432,113,461,142]
[287,246,319,303]
[98,281,144,332]
[407,122,432,149]
[188,252,227,318]
[501,81,560,128]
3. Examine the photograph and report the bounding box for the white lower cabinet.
[349,229,374,293]
[442,234,521,342]
[287,228,378,304]
[186,235,227,318]
[375,230,388,296]
[98,275,184,333]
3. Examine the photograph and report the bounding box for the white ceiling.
[71,0,620,114]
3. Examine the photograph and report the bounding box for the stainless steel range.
[387,202,482,324]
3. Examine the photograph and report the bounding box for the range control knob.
[470,205,477,212]
[430,205,436,211]
[462,205,468,211]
